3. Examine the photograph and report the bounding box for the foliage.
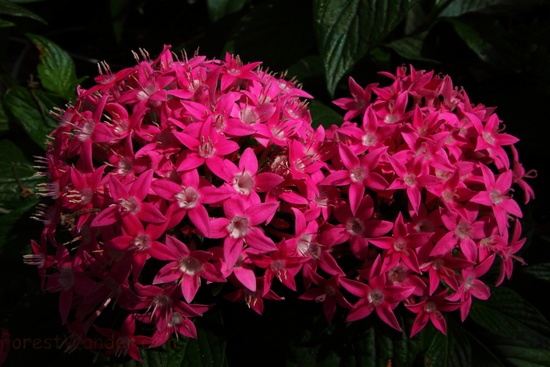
[0,0,549,366]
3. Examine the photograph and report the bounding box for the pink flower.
[94,315,151,362]
[91,169,166,227]
[149,235,225,303]
[299,272,353,323]
[210,198,279,268]
[342,271,414,331]
[27,48,535,358]
[406,290,460,337]
[470,164,523,234]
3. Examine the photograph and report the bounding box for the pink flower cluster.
[28,45,535,361]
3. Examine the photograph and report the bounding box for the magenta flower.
[94,315,151,362]
[26,47,535,359]
[150,235,224,303]
[210,197,279,268]
[91,169,166,227]
[470,164,523,234]
[406,290,461,337]
[341,265,415,331]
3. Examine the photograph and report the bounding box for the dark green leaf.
[26,33,79,101]
[444,18,521,71]
[439,0,514,17]
[0,98,8,133]
[385,32,440,63]
[469,287,550,349]
[4,86,56,149]
[106,311,227,367]
[285,55,325,82]
[110,0,131,44]
[169,323,228,367]
[313,0,413,96]
[0,17,14,27]
[0,198,38,254]
[225,0,316,72]
[207,0,247,22]
[520,263,550,283]
[495,342,550,367]
[425,321,472,367]
[0,139,43,210]
[0,0,46,23]
[309,100,342,129]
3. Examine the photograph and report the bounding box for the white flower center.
[227,215,250,238]
[346,217,365,236]
[455,221,472,240]
[132,233,150,252]
[349,167,367,183]
[175,187,199,209]
[490,189,503,205]
[233,171,255,195]
[368,289,384,306]
[362,132,377,147]
[119,197,140,214]
[179,257,202,276]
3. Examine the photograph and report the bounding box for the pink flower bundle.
[28,45,535,361]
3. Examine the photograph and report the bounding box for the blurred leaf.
[313,0,413,96]
[495,342,550,367]
[309,100,342,129]
[385,32,440,63]
[207,0,247,22]
[0,0,46,24]
[469,287,550,349]
[520,263,550,283]
[105,313,227,367]
[26,33,79,101]
[288,332,341,367]
[0,98,8,134]
[285,55,325,82]
[110,0,131,44]
[225,0,316,72]
[0,17,13,26]
[444,17,520,71]
[0,139,42,211]
[4,86,56,149]
[288,320,422,367]
[438,0,514,17]
[0,198,38,254]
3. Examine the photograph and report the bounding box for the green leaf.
[438,0,511,18]
[0,17,14,27]
[385,32,440,63]
[26,33,79,101]
[496,342,550,367]
[285,55,325,82]
[0,0,46,24]
[105,310,227,367]
[444,18,520,71]
[423,321,472,367]
[313,0,413,96]
[110,0,131,44]
[225,0,317,72]
[0,139,43,211]
[4,86,56,149]
[520,263,550,283]
[207,0,247,22]
[469,287,550,349]
[0,199,39,254]
[0,98,9,133]
[170,321,228,367]
[309,100,342,129]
